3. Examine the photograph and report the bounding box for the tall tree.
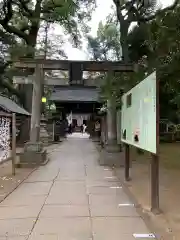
[114,3,180,120]
[0,0,96,141]
[88,20,121,61]
[112,0,179,62]
[0,0,96,58]
[0,29,22,100]
[145,5,180,121]
[87,21,125,106]
[36,22,67,60]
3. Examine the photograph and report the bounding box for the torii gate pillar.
[29,63,43,142]
[20,62,46,167]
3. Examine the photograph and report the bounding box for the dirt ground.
[115,143,180,240]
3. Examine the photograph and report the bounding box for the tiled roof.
[0,95,30,115]
[50,87,100,102]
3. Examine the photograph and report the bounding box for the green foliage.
[88,2,180,120]
[0,0,96,104]
[128,24,152,62]
[87,18,147,108]
[123,3,180,120]
[0,27,20,98]
[36,22,67,59]
[0,0,96,49]
[112,0,178,62]
[146,5,180,120]
[87,20,121,61]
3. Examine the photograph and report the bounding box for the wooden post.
[150,154,159,213]
[150,74,160,213]
[52,121,55,142]
[12,113,16,176]
[107,99,118,145]
[125,144,130,181]
[30,64,43,142]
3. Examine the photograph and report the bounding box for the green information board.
[121,71,157,154]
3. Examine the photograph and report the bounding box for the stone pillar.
[30,64,43,142]
[105,99,120,152]
[116,110,122,151]
[99,99,124,167]
[100,115,106,147]
[106,100,117,145]
[19,63,47,167]
[39,115,49,146]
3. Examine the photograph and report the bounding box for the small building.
[0,95,30,162]
[49,85,102,134]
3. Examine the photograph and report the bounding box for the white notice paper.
[133,233,156,238]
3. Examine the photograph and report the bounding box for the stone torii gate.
[14,58,135,166]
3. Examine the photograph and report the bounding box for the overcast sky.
[64,0,174,60]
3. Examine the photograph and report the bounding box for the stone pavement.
[0,134,156,240]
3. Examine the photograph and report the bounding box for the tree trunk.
[0,0,42,144]
[19,0,42,142]
[19,36,39,143]
[120,21,129,63]
[113,0,130,63]
[121,39,129,63]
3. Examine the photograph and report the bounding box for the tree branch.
[113,0,125,23]
[34,0,42,18]
[20,25,30,32]
[41,0,63,14]
[11,1,32,18]
[1,23,29,40]
[2,0,13,24]
[140,0,180,22]
[0,0,29,41]
[18,0,33,16]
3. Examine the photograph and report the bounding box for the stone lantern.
[39,114,49,146]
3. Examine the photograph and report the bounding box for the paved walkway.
[0,134,155,240]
